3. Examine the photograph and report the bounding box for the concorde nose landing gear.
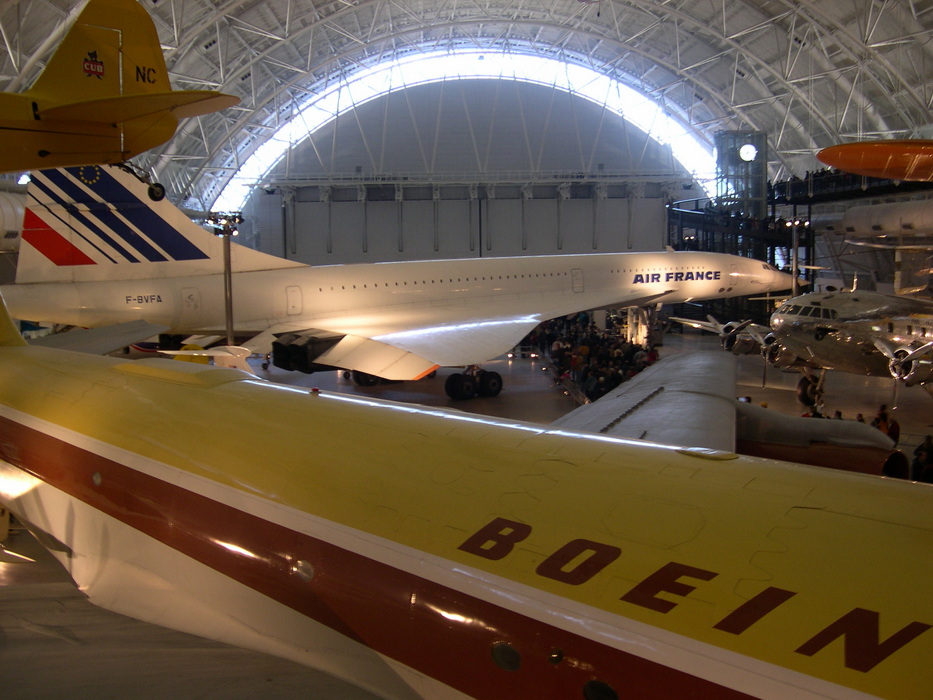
[444,367,503,400]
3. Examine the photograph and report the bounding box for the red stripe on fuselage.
[21,208,96,266]
[0,414,753,699]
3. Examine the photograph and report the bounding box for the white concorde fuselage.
[3,166,794,378]
[2,251,790,339]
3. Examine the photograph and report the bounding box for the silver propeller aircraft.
[673,290,933,404]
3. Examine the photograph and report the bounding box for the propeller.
[720,319,753,351]
[873,339,933,381]
[872,339,933,409]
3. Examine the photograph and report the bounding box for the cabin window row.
[314,272,571,292]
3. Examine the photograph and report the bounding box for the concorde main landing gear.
[350,370,381,386]
[445,367,503,400]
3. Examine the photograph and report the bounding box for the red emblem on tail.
[82,51,104,79]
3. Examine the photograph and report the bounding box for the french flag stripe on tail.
[21,209,96,266]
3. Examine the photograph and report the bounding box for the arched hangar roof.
[1,0,931,208]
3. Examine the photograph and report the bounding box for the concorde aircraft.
[673,289,933,404]
[0,0,238,174]
[0,292,930,699]
[0,165,794,399]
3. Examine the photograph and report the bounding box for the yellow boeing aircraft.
[0,0,238,173]
[0,294,930,698]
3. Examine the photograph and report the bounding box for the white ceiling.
[3,0,932,208]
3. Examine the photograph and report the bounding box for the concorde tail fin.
[16,166,304,284]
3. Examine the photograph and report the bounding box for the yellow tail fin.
[30,0,172,107]
[0,295,27,348]
[0,0,239,171]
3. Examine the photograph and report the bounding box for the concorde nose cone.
[771,269,797,291]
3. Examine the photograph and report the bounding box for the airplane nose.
[773,269,797,291]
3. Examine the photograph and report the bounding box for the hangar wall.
[248,185,667,265]
[235,79,683,265]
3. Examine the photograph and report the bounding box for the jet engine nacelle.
[271,333,342,374]
[889,347,933,387]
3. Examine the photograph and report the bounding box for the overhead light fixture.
[738,143,758,162]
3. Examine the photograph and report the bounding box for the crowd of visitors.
[529,315,659,403]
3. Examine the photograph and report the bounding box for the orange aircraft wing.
[817,139,933,182]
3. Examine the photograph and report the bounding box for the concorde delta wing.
[260,287,686,381]
[28,319,169,355]
[265,314,543,381]
[314,334,442,381]
[552,352,738,452]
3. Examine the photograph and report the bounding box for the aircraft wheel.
[458,374,477,399]
[351,370,380,386]
[148,182,166,201]
[444,373,462,399]
[445,373,477,400]
[477,370,503,397]
[796,376,818,407]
